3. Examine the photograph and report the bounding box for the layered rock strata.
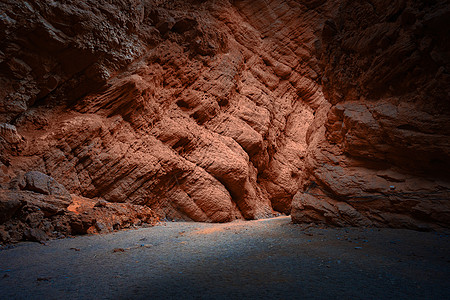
[292,0,450,230]
[0,0,449,241]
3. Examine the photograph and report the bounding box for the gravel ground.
[1,216,449,299]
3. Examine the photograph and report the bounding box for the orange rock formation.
[0,0,449,242]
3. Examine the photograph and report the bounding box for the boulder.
[24,171,71,201]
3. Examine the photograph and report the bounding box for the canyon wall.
[0,0,449,241]
[293,0,450,229]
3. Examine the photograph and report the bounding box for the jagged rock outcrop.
[0,171,157,243]
[0,0,449,240]
[292,0,450,230]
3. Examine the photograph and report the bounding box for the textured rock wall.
[0,0,449,236]
[292,0,450,230]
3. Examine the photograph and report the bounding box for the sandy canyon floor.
[1,216,449,299]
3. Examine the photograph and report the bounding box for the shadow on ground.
[1,217,449,299]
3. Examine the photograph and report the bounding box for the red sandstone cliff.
[0,0,449,242]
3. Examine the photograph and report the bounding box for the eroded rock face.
[292,0,450,230]
[0,0,449,236]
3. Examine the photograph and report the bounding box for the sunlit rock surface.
[0,0,449,241]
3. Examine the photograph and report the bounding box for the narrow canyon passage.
[1,218,449,299]
[1,0,450,245]
[0,0,449,298]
